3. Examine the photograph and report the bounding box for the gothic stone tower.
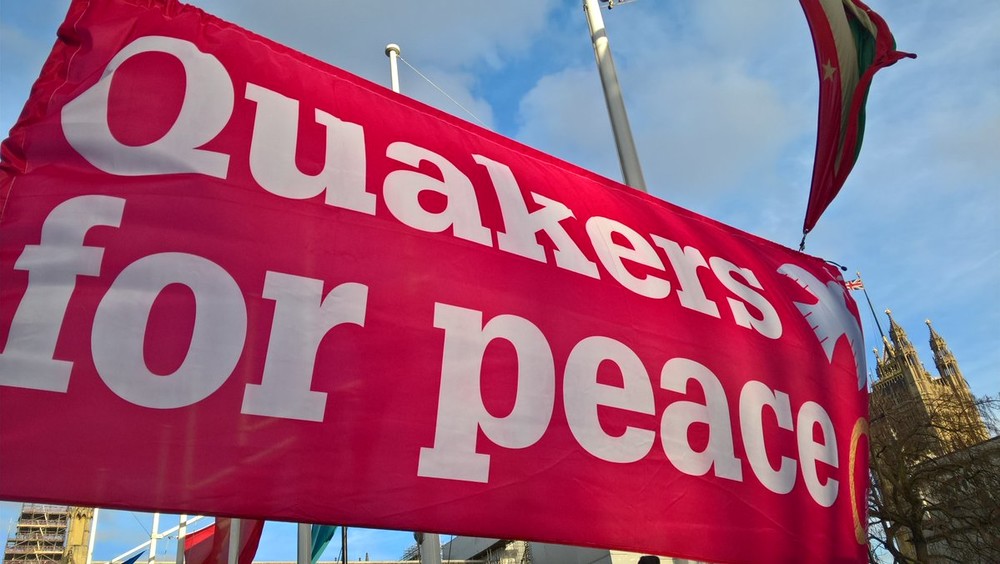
[869,310,988,461]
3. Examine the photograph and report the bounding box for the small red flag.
[184,519,264,564]
[799,0,915,235]
[844,278,864,291]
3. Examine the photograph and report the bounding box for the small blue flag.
[121,551,145,564]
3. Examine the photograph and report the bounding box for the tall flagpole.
[856,272,886,342]
[582,0,647,192]
[386,43,443,564]
[340,527,347,564]
[174,515,187,564]
[386,44,402,93]
[228,519,241,564]
[418,533,441,564]
[297,524,311,564]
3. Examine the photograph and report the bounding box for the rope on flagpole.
[395,55,489,129]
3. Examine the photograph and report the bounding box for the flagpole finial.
[385,44,401,94]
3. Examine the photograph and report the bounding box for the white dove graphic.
[777,264,866,390]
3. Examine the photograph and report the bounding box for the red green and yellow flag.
[799,0,915,236]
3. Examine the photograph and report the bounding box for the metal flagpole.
[419,533,441,564]
[385,42,443,564]
[297,524,311,564]
[386,44,402,93]
[174,515,187,564]
[582,0,647,192]
[228,519,241,564]
[340,527,347,564]
[856,272,886,342]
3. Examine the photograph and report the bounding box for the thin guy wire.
[396,54,489,129]
[130,512,151,537]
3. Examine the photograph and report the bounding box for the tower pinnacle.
[926,319,945,352]
[886,309,914,352]
[926,319,963,386]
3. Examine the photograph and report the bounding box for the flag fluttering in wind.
[310,525,338,564]
[798,0,915,239]
[844,278,864,291]
[183,519,264,564]
[121,550,145,564]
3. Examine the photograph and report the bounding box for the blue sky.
[2,0,998,560]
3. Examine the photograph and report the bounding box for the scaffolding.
[479,541,530,564]
[3,505,70,564]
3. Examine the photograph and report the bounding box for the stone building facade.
[868,310,995,561]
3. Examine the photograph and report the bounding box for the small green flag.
[311,525,338,564]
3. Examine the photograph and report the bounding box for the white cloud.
[190,0,561,128]
[515,66,619,178]
[628,63,805,203]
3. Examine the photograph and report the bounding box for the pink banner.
[0,1,869,561]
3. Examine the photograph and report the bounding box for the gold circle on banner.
[849,417,870,545]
